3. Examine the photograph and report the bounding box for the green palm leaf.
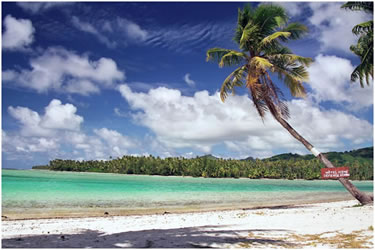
[260,31,291,45]
[352,20,373,35]
[342,1,373,86]
[341,2,373,13]
[220,65,247,102]
[206,3,311,119]
[206,48,247,68]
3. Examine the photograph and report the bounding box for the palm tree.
[206,4,373,205]
[341,2,373,87]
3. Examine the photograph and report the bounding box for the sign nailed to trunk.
[321,167,350,179]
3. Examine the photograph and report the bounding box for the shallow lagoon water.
[2,169,373,218]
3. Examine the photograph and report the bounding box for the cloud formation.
[3,47,124,95]
[144,21,234,53]
[184,73,195,87]
[307,54,373,110]
[308,2,370,53]
[4,100,137,160]
[70,17,148,48]
[72,16,117,48]
[17,2,73,14]
[118,84,372,157]
[2,15,35,50]
[8,99,84,137]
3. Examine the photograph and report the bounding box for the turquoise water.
[2,169,373,217]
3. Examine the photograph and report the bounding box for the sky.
[2,1,374,169]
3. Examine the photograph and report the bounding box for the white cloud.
[64,80,100,96]
[2,15,35,50]
[272,2,304,17]
[3,131,59,154]
[17,2,72,14]
[118,84,373,156]
[8,99,83,137]
[307,54,373,110]
[69,17,147,48]
[308,2,371,53]
[94,128,136,156]
[116,18,148,42]
[184,73,195,87]
[5,101,138,161]
[40,99,84,131]
[8,106,51,137]
[2,47,124,95]
[72,16,117,49]
[144,21,234,53]
[114,108,128,117]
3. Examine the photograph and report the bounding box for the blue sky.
[2,1,373,169]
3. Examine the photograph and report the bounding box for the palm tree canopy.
[342,1,373,87]
[341,2,373,13]
[206,4,312,120]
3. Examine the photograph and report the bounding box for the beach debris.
[104,212,109,215]
[163,211,170,215]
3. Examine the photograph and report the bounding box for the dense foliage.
[33,147,373,180]
[341,2,373,87]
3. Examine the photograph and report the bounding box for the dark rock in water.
[60,235,65,240]
[104,212,109,215]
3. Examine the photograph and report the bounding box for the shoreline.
[2,200,373,248]
[2,196,357,221]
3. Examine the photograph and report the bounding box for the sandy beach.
[2,200,373,248]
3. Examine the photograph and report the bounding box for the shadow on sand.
[2,225,296,248]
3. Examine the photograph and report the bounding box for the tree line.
[33,147,373,180]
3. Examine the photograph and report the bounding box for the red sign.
[321,167,350,179]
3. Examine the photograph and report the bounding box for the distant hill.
[266,147,373,163]
[198,154,219,160]
[241,156,255,161]
[198,147,373,163]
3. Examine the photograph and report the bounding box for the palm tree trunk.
[274,115,373,205]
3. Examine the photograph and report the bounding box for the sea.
[2,169,373,219]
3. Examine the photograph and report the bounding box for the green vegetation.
[341,2,373,87]
[32,147,373,180]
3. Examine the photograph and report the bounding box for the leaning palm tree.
[341,2,373,87]
[206,4,373,205]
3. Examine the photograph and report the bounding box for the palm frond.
[206,48,247,66]
[239,22,261,50]
[253,4,288,36]
[352,20,373,35]
[262,44,292,56]
[281,23,308,40]
[349,31,373,86]
[341,2,373,13]
[272,63,308,97]
[251,56,273,71]
[234,4,254,44]
[219,51,247,67]
[263,73,290,119]
[268,54,313,67]
[220,65,247,102]
[260,31,291,45]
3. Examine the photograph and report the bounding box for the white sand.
[2,200,373,248]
